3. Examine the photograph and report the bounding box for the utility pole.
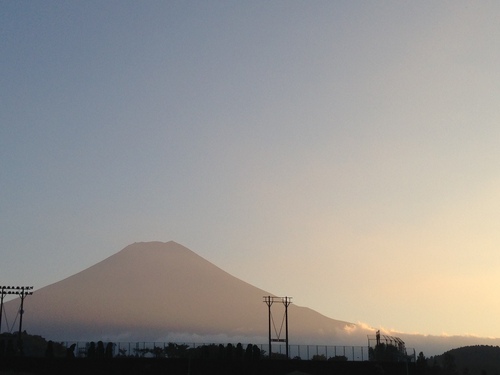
[263,296,273,356]
[0,286,34,356]
[0,286,6,334]
[17,287,33,338]
[283,296,291,358]
[263,296,292,358]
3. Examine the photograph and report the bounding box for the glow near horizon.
[1,2,499,339]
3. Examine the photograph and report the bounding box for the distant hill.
[430,345,500,375]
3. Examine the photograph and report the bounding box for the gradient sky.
[2,1,500,339]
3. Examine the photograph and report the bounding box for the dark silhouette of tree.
[45,340,54,358]
[173,343,264,362]
[219,344,226,359]
[329,355,348,361]
[150,346,165,358]
[270,352,288,359]
[433,345,500,375]
[66,343,76,358]
[416,351,429,374]
[0,332,64,358]
[443,353,458,375]
[235,343,243,360]
[252,345,261,361]
[133,348,150,357]
[87,342,96,358]
[105,342,113,358]
[96,341,105,358]
[5,339,15,357]
[225,343,234,360]
[430,359,442,375]
[312,354,327,361]
[6,339,15,357]
[244,344,253,361]
[193,344,216,360]
[165,342,189,358]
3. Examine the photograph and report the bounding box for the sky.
[1,1,500,340]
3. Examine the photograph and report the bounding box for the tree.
[443,353,458,375]
[417,352,429,374]
[105,342,113,358]
[66,343,76,358]
[252,345,261,361]
[45,340,54,358]
[165,342,189,358]
[245,344,253,361]
[151,346,165,358]
[87,342,96,358]
[235,343,243,360]
[312,354,327,361]
[329,355,348,361]
[96,341,105,358]
[225,343,234,359]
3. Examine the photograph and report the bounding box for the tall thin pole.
[17,287,26,356]
[283,297,291,358]
[285,298,289,358]
[0,287,5,334]
[18,287,26,338]
[264,296,273,357]
[268,301,271,357]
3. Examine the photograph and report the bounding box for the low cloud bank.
[339,323,500,357]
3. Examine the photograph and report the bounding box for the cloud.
[349,322,500,357]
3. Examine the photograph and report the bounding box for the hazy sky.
[2,1,500,339]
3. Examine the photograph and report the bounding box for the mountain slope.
[3,241,353,343]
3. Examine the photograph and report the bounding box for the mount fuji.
[3,241,354,344]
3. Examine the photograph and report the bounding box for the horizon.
[2,2,500,340]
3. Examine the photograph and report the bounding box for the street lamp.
[0,286,34,336]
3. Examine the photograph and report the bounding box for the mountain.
[6,241,500,357]
[3,241,354,344]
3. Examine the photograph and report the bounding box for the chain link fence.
[61,341,415,362]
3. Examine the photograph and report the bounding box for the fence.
[257,343,414,361]
[61,341,415,362]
